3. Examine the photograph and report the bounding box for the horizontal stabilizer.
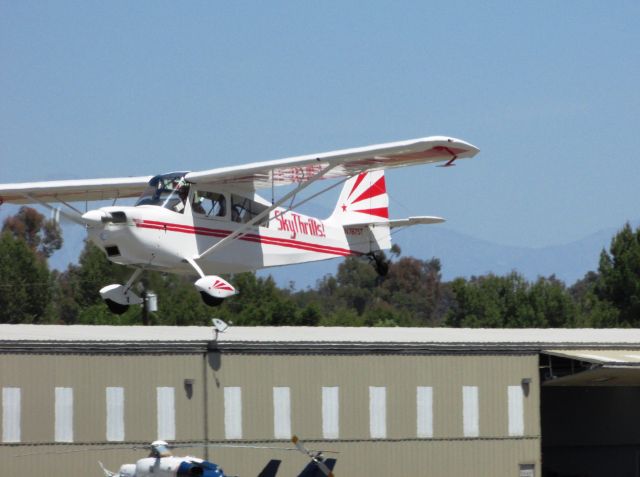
[345,215,445,228]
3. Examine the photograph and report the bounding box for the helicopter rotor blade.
[291,435,335,477]
[12,443,147,458]
[169,442,338,454]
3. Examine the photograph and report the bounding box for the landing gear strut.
[99,269,144,315]
[367,251,389,277]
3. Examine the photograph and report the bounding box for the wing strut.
[22,193,85,225]
[269,174,352,225]
[193,162,338,261]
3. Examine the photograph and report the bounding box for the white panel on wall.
[322,386,339,439]
[462,386,479,438]
[55,387,74,442]
[157,387,175,441]
[508,385,525,436]
[106,387,125,442]
[224,387,243,440]
[369,386,387,439]
[2,387,21,443]
[273,387,291,439]
[416,386,433,438]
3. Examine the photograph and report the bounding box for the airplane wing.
[185,136,479,189]
[0,136,478,205]
[0,176,152,205]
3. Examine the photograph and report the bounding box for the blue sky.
[1,1,639,251]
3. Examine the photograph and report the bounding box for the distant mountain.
[49,220,639,289]
[396,225,626,284]
[262,221,639,289]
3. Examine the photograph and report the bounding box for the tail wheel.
[200,292,224,307]
[368,251,389,277]
[104,299,130,315]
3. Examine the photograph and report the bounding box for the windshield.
[135,172,190,213]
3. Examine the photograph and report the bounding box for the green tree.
[446,272,575,328]
[2,206,62,258]
[594,223,640,326]
[55,240,139,323]
[0,231,52,323]
[379,257,442,326]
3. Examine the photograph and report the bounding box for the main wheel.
[104,299,130,315]
[200,292,224,307]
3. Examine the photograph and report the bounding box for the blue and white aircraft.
[99,438,337,477]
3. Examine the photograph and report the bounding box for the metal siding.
[1,351,541,476]
[204,354,540,440]
[0,354,205,443]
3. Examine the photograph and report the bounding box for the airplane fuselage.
[86,202,361,276]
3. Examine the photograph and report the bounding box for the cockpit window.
[135,173,190,213]
[231,194,269,226]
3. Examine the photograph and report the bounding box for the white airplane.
[0,136,479,313]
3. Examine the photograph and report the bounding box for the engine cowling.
[195,276,237,307]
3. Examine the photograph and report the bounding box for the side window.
[192,191,227,219]
[231,194,269,226]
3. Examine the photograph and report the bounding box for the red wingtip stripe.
[351,175,386,205]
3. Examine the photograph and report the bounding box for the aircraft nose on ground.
[81,209,110,226]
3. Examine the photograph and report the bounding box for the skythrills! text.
[275,211,325,239]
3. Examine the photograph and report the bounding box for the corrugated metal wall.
[1,352,540,476]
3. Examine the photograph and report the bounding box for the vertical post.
[202,351,210,460]
[141,290,149,326]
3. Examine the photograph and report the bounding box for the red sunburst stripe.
[347,173,367,200]
[353,207,389,219]
[351,175,386,204]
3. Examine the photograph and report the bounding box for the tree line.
[1,206,639,327]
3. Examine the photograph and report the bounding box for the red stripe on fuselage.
[135,220,360,257]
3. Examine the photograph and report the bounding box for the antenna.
[212,318,229,341]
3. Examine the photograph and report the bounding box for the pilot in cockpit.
[174,184,189,213]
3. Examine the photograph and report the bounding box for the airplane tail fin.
[327,170,391,253]
[328,170,389,226]
[257,459,281,477]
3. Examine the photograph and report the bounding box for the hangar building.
[1,325,640,477]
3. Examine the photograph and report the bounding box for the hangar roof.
[2,325,640,354]
[2,324,640,344]
[541,349,640,386]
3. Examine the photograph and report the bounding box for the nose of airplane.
[81,209,110,226]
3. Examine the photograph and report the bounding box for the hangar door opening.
[540,350,640,477]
